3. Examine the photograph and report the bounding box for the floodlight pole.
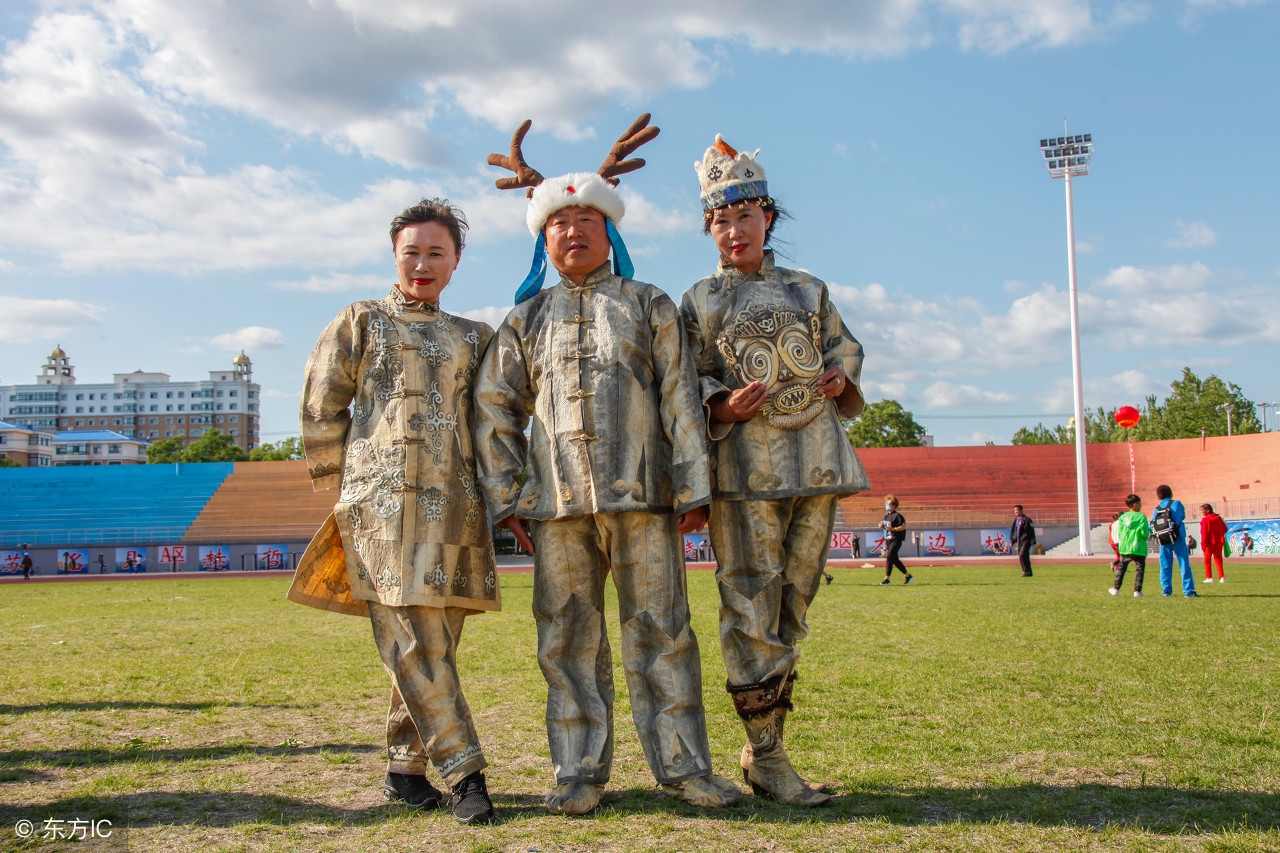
[1041,127,1094,555]
[1260,402,1277,433]
[1063,168,1092,553]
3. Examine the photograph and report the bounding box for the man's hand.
[677,504,710,535]
[817,366,849,400]
[501,516,536,556]
[709,382,767,424]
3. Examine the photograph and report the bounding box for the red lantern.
[1115,405,1141,429]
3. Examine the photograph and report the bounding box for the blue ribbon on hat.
[607,218,634,280]
[514,232,547,305]
[513,217,635,305]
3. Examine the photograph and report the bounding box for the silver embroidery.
[418,337,451,368]
[424,563,450,587]
[418,487,449,522]
[408,382,457,464]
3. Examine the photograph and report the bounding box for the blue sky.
[1,0,1277,445]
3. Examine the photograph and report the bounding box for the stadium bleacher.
[0,463,234,546]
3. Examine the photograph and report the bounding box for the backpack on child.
[1152,503,1179,546]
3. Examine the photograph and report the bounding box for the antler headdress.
[488,115,660,303]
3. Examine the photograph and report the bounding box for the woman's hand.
[709,382,768,424]
[677,504,710,535]
[817,366,849,400]
[501,516,535,555]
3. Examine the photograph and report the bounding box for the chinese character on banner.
[115,547,148,572]
[158,545,186,567]
[865,532,888,557]
[923,531,956,556]
[829,531,853,550]
[1,551,23,574]
[199,546,230,571]
[58,549,88,574]
[684,536,698,560]
[255,544,288,570]
[980,530,1011,556]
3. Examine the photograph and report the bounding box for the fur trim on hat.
[695,134,768,212]
[526,172,625,236]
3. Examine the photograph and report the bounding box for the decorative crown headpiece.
[487,114,660,303]
[695,134,770,216]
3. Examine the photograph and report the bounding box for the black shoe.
[880,578,891,585]
[383,772,444,809]
[1021,572,1033,577]
[450,771,495,825]
[904,574,913,585]
[824,573,834,585]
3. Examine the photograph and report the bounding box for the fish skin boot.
[661,772,745,807]
[544,782,604,816]
[740,707,829,795]
[741,712,830,806]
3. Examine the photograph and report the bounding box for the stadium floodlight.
[1040,126,1094,555]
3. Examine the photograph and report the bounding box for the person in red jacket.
[1199,503,1228,583]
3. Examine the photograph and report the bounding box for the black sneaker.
[450,771,495,825]
[824,573,834,585]
[383,772,444,809]
[880,578,891,585]
[904,574,913,585]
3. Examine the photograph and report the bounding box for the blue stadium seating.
[0,463,234,546]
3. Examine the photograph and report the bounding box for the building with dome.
[0,346,262,455]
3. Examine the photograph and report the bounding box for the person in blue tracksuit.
[1151,484,1197,598]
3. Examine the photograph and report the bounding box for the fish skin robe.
[299,288,499,612]
[680,251,870,501]
[474,263,712,523]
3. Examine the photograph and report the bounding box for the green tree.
[146,436,185,464]
[1011,423,1073,445]
[181,428,247,462]
[1009,367,1260,444]
[0,456,20,468]
[1157,367,1260,438]
[249,436,304,461]
[845,400,927,448]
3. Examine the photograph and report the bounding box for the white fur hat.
[526,172,625,237]
[695,134,768,212]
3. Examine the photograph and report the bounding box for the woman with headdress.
[680,135,870,806]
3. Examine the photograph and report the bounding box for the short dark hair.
[1013,504,1024,512]
[1201,503,1214,514]
[1125,494,1141,508]
[1156,484,1173,500]
[390,198,468,254]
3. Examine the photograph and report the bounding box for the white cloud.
[1037,368,1166,412]
[210,326,285,351]
[0,296,103,343]
[617,188,700,237]
[859,378,913,402]
[1163,219,1219,249]
[0,259,16,272]
[1090,262,1280,346]
[460,305,513,329]
[831,280,1072,375]
[272,273,388,293]
[922,381,1018,408]
[1076,240,1096,254]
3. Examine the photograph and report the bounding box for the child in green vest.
[1110,493,1150,598]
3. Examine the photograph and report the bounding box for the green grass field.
[2,563,1278,852]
